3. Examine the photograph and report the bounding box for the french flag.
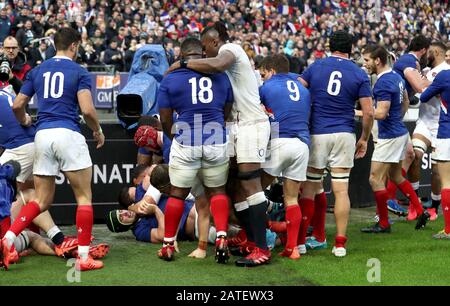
[278,5,293,16]
[188,21,199,32]
[441,98,448,115]
[160,11,170,26]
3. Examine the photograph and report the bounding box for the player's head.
[260,54,290,81]
[131,164,148,186]
[150,164,171,195]
[118,186,135,209]
[408,35,431,59]
[329,30,353,56]
[105,209,136,233]
[54,27,81,60]
[363,45,389,75]
[180,37,203,60]
[138,115,162,130]
[427,41,447,68]
[446,48,450,65]
[201,21,229,58]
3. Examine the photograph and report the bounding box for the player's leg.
[361,161,392,232]
[435,161,450,238]
[1,175,55,269]
[410,132,431,196]
[429,160,441,220]
[28,231,56,256]
[279,178,302,259]
[189,194,209,259]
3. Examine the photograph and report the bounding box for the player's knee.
[369,173,384,189]
[412,138,427,157]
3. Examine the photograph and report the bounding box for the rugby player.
[299,30,374,257]
[258,54,310,259]
[1,28,105,271]
[420,69,450,239]
[166,22,271,267]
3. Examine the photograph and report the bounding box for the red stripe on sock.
[285,205,301,249]
[164,197,185,239]
[374,189,390,228]
[10,201,41,236]
[397,180,423,215]
[442,189,450,234]
[312,192,327,242]
[1,216,11,238]
[76,205,93,246]
[298,198,314,245]
[210,194,229,234]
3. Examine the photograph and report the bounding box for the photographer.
[0,36,31,93]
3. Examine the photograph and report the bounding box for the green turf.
[1,210,449,286]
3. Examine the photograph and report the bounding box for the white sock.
[431,193,441,201]
[78,246,89,261]
[216,231,227,238]
[411,181,420,191]
[46,225,61,240]
[4,231,16,249]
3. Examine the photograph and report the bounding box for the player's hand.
[22,114,32,127]
[165,61,180,76]
[355,139,367,159]
[93,129,105,149]
[188,248,206,259]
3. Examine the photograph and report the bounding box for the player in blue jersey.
[420,69,450,239]
[1,28,105,271]
[299,30,374,257]
[359,45,430,233]
[157,38,234,264]
[0,88,35,190]
[258,54,310,260]
[390,35,431,211]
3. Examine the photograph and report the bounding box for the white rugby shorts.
[0,142,35,183]
[308,132,356,169]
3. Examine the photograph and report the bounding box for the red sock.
[312,192,327,242]
[1,217,11,238]
[76,205,93,246]
[210,194,229,234]
[386,180,397,199]
[335,235,347,248]
[298,198,314,245]
[285,205,301,250]
[374,189,390,228]
[164,197,185,239]
[10,201,41,236]
[441,189,450,234]
[397,180,423,214]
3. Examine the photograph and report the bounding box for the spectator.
[0,7,11,43]
[16,20,36,51]
[104,38,123,72]
[2,36,31,81]
[28,39,49,67]
[80,40,99,66]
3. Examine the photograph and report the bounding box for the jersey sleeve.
[77,67,92,92]
[420,71,446,103]
[300,63,314,86]
[224,75,234,104]
[373,79,392,102]
[218,43,239,60]
[358,72,372,98]
[258,84,267,106]
[19,69,35,97]
[156,78,172,109]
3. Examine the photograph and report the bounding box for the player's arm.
[420,72,445,103]
[150,206,165,243]
[401,89,410,116]
[12,93,32,126]
[298,77,308,88]
[167,51,236,74]
[78,89,104,148]
[404,68,428,93]
[159,108,174,140]
[373,101,391,120]
[355,96,374,159]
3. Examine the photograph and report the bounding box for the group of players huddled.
[1,21,450,272]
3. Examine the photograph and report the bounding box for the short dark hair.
[54,27,81,51]
[118,186,133,209]
[138,115,161,129]
[259,55,274,71]
[408,35,431,52]
[181,37,203,56]
[330,30,353,54]
[150,164,170,191]
[201,21,229,42]
[131,165,147,183]
[430,41,447,53]
[271,54,290,73]
[363,44,389,66]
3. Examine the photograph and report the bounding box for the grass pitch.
[1,207,449,286]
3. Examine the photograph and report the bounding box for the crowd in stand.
[0,0,449,73]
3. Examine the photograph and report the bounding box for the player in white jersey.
[166,22,271,267]
[409,42,450,221]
